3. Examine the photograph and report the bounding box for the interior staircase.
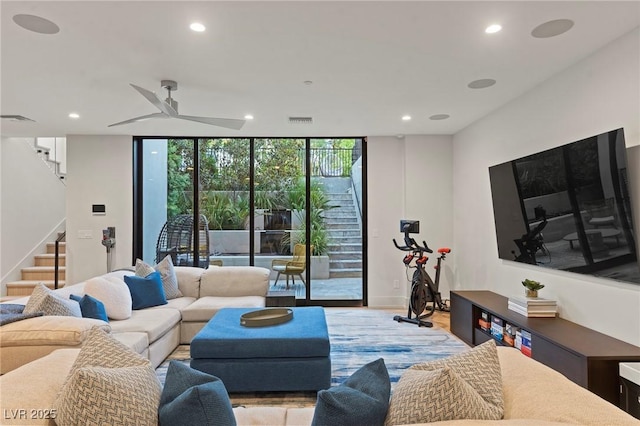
[6,242,66,297]
[325,191,362,278]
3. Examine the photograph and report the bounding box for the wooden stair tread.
[7,280,66,286]
[21,266,66,271]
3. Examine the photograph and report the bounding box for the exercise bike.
[392,220,451,327]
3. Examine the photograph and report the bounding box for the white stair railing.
[32,137,67,183]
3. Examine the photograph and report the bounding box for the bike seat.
[438,247,451,254]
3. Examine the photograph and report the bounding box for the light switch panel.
[78,230,93,239]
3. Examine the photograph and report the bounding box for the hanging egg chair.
[155,214,210,268]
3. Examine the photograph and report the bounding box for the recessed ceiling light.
[485,24,502,34]
[68,113,80,119]
[244,114,254,120]
[303,80,313,86]
[402,115,411,121]
[190,22,206,32]
[467,79,496,89]
[13,14,60,34]
[150,151,158,155]
[429,114,450,120]
[531,19,574,38]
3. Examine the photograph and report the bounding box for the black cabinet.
[450,290,640,405]
[620,363,640,419]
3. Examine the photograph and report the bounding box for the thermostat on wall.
[92,204,106,215]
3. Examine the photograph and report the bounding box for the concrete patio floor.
[269,277,363,300]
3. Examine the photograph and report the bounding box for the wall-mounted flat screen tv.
[489,128,639,285]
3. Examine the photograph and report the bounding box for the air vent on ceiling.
[1,115,35,122]
[288,116,313,124]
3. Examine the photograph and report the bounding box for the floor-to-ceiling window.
[134,137,366,306]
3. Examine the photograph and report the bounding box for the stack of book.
[508,296,557,317]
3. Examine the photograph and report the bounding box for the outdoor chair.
[271,244,313,289]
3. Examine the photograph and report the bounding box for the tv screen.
[489,128,640,285]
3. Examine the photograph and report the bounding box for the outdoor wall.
[452,28,640,345]
[66,135,133,284]
[142,140,168,264]
[0,138,66,295]
[366,135,454,307]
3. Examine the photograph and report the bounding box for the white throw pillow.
[84,276,132,320]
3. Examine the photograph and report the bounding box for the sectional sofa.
[0,265,270,373]
[1,266,638,425]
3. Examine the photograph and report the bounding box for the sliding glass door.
[134,137,366,306]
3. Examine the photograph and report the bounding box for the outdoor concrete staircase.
[6,242,66,297]
[325,192,362,278]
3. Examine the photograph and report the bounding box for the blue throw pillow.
[123,271,168,310]
[159,360,236,426]
[311,358,390,426]
[69,294,108,322]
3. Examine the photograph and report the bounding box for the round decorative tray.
[240,308,293,327]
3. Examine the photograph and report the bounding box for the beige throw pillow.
[384,367,500,425]
[135,255,182,299]
[385,340,504,425]
[23,283,81,317]
[53,327,161,426]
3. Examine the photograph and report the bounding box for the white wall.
[0,138,66,294]
[66,135,133,284]
[452,28,640,345]
[367,135,454,307]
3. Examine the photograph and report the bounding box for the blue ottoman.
[190,306,331,392]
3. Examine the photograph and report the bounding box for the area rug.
[156,308,469,407]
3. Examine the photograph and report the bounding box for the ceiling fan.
[108,80,245,130]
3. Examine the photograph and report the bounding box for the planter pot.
[525,289,538,298]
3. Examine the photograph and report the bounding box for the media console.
[450,290,640,405]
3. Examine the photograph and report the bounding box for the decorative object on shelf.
[508,295,557,318]
[522,279,544,298]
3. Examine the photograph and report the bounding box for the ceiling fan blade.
[107,112,167,127]
[130,84,177,116]
[177,115,246,130]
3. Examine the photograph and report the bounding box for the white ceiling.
[1,1,639,138]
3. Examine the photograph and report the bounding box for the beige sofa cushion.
[200,266,269,297]
[180,296,266,322]
[175,266,206,298]
[498,347,638,425]
[0,348,79,425]
[112,331,149,355]
[0,316,110,347]
[145,296,196,311]
[108,307,181,343]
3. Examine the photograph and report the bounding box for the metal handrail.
[54,231,66,289]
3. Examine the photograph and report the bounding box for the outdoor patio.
[270,277,363,300]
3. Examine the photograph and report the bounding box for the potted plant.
[522,279,544,298]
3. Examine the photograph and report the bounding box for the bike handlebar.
[392,238,433,253]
